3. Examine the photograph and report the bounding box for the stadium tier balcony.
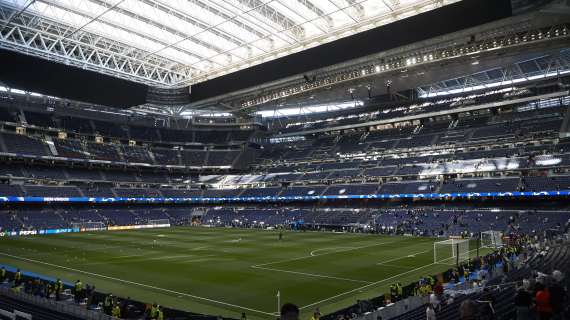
[152,148,181,165]
[0,163,24,177]
[102,170,138,182]
[523,175,570,191]
[0,108,17,123]
[120,145,153,163]
[326,169,362,180]
[60,116,94,134]
[202,189,241,198]
[363,166,398,177]
[85,142,121,161]
[280,186,327,197]
[181,150,207,166]
[54,139,88,159]
[239,187,282,197]
[0,184,24,196]
[113,188,161,198]
[23,185,82,197]
[378,181,437,194]
[323,184,379,195]
[439,177,520,193]
[65,167,104,181]
[91,119,128,138]
[23,111,57,128]
[195,131,229,144]
[129,126,161,141]
[0,132,49,156]
[205,151,239,166]
[160,129,193,143]
[24,167,66,180]
[159,189,203,197]
[79,186,116,198]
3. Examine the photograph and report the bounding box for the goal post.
[71,221,107,232]
[481,230,503,250]
[434,238,470,265]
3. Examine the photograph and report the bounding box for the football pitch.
[0,227,476,319]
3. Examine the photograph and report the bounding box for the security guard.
[112,304,121,318]
[0,266,6,283]
[396,282,403,300]
[150,303,159,319]
[55,278,63,301]
[104,294,114,315]
[389,284,397,301]
[157,306,164,320]
[74,280,83,303]
[14,269,22,286]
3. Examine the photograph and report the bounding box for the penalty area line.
[254,241,396,268]
[299,261,439,311]
[251,265,372,284]
[0,252,275,316]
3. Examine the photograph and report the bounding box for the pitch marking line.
[251,265,372,284]
[309,247,356,256]
[0,252,275,316]
[253,241,396,268]
[300,246,481,310]
[376,250,430,266]
[299,261,439,310]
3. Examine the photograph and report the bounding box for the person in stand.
[535,283,553,320]
[73,279,83,303]
[112,303,121,319]
[157,306,164,320]
[280,303,299,320]
[426,304,436,320]
[14,269,22,287]
[104,294,114,315]
[0,266,6,283]
[54,278,63,301]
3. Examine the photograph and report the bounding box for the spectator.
[459,299,477,320]
[514,280,534,320]
[426,304,436,320]
[535,283,553,320]
[549,270,567,320]
[280,303,299,320]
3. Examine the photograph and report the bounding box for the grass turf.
[0,227,474,319]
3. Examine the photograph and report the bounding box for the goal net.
[71,221,106,232]
[481,230,503,249]
[148,219,171,228]
[434,239,470,264]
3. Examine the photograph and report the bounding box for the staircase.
[44,136,58,156]
[559,107,570,138]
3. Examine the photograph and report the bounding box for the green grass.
[0,227,476,319]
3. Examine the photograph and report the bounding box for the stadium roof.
[0,0,460,87]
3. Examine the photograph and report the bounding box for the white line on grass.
[251,265,372,284]
[253,241,396,268]
[376,250,430,266]
[300,245,481,310]
[0,252,275,316]
[309,247,356,256]
[299,261,438,310]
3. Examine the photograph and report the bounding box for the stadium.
[0,0,569,319]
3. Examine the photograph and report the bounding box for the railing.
[0,286,113,320]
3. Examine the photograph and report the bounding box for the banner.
[0,190,568,204]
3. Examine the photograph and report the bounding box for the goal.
[71,221,106,232]
[481,230,503,249]
[434,239,470,265]
[148,219,171,227]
